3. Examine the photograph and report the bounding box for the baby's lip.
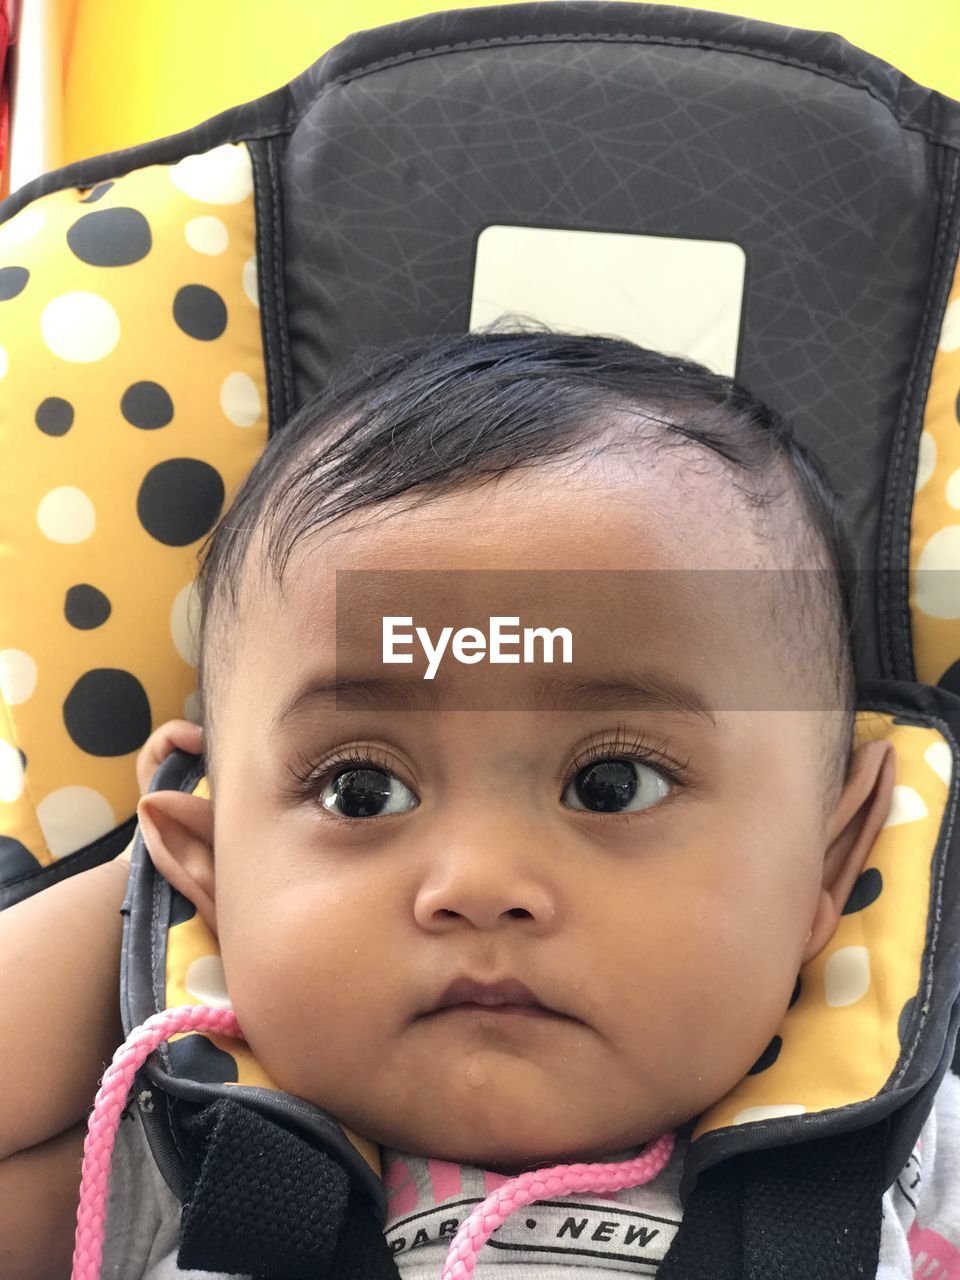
[422,975,573,1020]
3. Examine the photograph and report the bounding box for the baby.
[3,329,958,1279]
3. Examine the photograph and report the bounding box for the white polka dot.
[733,1103,807,1125]
[36,486,96,543]
[184,690,204,725]
[947,469,960,510]
[41,292,120,363]
[185,954,233,1008]
[924,741,953,788]
[0,205,45,248]
[242,255,258,307]
[0,344,7,379]
[824,945,871,1006]
[915,431,936,493]
[171,581,202,668]
[0,649,38,704]
[220,371,261,427]
[0,739,25,803]
[36,785,115,859]
[185,215,229,255]
[915,527,960,619]
[940,297,960,353]
[169,143,253,205]
[883,784,929,827]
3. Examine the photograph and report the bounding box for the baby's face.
[203,452,847,1170]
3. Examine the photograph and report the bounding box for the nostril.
[426,905,537,924]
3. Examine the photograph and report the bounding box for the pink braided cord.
[71,1003,675,1280]
[439,1130,676,1280]
[70,1004,242,1280]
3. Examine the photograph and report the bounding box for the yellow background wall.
[57,0,955,166]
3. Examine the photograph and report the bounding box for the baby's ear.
[137,791,218,938]
[803,739,896,963]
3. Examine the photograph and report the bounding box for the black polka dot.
[65,584,112,630]
[842,867,883,915]
[67,208,152,267]
[63,668,152,756]
[938,658,960,697]
[0,266,29,299]
[170,890,198,927]
[898,996,917,1046]
[0,836,41,884]
[525,1219,537,1229]
[789,975,802,1008]
[35,396,74,436]
[121,381,174,430]
[167,1035,238,1084]
[747,1035,782,1075]
[137,458,224,546]
[79,181,114,204]
[173,284,227,340]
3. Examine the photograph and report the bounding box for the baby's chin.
[385,1105,701,1173]
[350,1074,680,1172]
[305,1042,707,1170]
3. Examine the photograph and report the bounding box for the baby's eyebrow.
[270,671,717,731]
[271,676,442,729]
[535,674,717,724]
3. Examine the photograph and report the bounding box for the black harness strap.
[659,1121,887,1280]
[176,1099,401,1279]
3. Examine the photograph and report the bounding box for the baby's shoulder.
[915,1071,960,1220]
[878,1071,960,1279]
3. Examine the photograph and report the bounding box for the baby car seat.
[1,4,959,1278]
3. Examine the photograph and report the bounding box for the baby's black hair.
[195,328,858,800]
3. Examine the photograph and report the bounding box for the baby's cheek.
[611,899,797,1099]
[221,904,389,1090]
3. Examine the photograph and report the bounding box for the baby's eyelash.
[282,725,695,809]
[567,725,693,788]
[282,743,399,802]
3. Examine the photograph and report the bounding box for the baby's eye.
[562,757,671,815]
[321,766,418,819]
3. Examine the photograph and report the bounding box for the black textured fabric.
[659,1121,887,1280]
[177,1098,400,1279]
[328,1187,405,1279]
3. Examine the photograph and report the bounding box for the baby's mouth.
[439,1003,556,1020]
[420,975,575,1022]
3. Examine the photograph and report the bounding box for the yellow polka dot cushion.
[0,146,267,900]
[1,0,960,1218]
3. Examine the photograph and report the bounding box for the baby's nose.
[412,858,558,934]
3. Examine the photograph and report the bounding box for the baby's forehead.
[256,443,799,588]
[220,443,831,700]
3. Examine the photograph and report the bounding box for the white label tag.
[470,224,746,376]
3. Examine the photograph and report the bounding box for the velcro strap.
[177,1098,400,1279]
